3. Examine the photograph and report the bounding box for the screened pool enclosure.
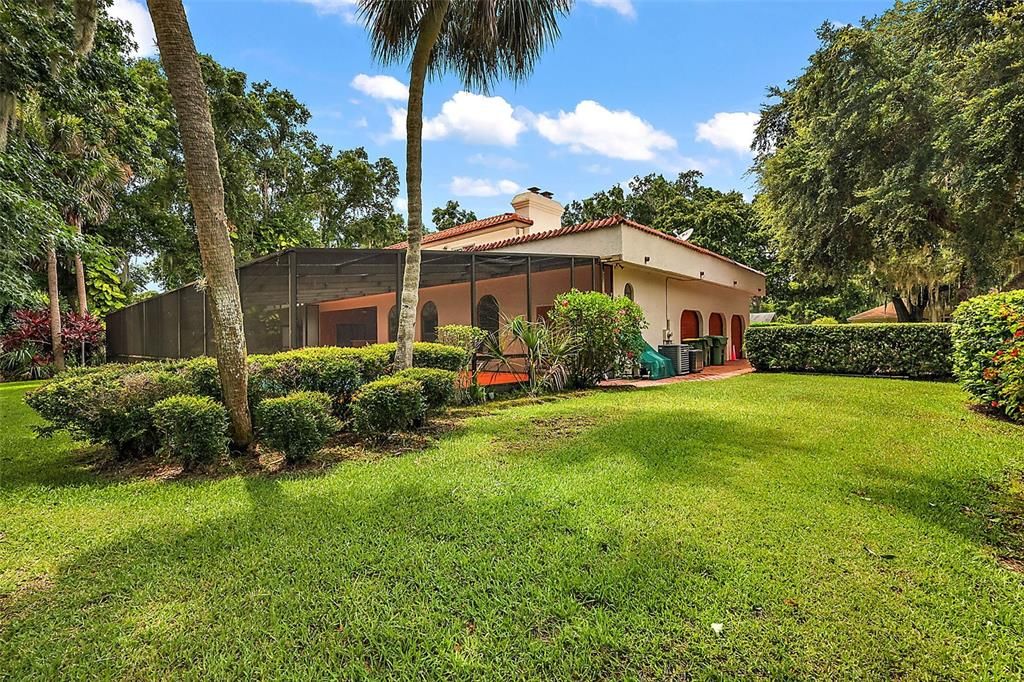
[106,248,601,360]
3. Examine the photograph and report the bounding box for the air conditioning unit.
[658,344,690,375]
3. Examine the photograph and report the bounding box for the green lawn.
[1,374,1022,679]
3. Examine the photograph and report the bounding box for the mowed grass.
[1,374,1022,679]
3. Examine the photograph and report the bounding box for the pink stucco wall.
[316,265,587,345]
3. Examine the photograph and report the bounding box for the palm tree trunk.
[394,0,450,370]
[148,0,253,449]
[68,212,88,315]
[47,245,66,372]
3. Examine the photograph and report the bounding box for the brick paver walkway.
[600,359,753,388]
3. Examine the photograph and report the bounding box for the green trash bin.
[707,335,727,365]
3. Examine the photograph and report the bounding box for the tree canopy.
[431,200,477,231]
[754,0,1024,320]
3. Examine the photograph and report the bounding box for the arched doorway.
[709,312,724,336]
[730,315,744,359]
[420,301,438,342]
[623,283,634,301]
[680,309,701,339]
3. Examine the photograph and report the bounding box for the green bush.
[436,325,487,357]
[350,377,425,439]
[394,367,457,411]
[150,395,228,467]
[810,316,839,326]
[374,342,468,372]
[249,348,363,413]
[25,367,193,457]
[745,323,952,378]
[255,391,339,463]
[951,290,1024,422]
[176,356,222,399]
[546,290,648,387]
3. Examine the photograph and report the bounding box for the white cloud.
[393,196,408,215]
[534,100,676,161]
[389,92,527,146]
[292,0,360,24]
[583,0,636,19]
[695,112,759,154]
[108,0,157,58]
[467,153,526,171]
[351,74,408,101]
[583,163,612,175]
[449,177,520,198]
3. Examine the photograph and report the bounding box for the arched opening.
[420,301,438,342]
[477,295,500,337]
[623,283,634,301]
[709,312,725,336]
[387,305,398,342]
[680,309,701,339]
[730,315,744,359]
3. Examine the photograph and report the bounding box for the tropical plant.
[481,315,578,395]
[358,0,572,370]
[148,0,253,448]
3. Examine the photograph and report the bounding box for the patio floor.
[600,359,753,388]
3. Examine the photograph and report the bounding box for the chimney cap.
[540,191,554,199]
[527,186,541,193]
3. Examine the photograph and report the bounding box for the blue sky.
[117,0,889,222]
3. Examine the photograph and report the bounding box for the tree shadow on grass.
[0,474,806,680]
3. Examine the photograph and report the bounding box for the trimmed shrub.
[25,367,193,457]
[810,316,839,326]
[436,325,487,356]
[952,290,1024,422]
[150,395,228,467]
[394,367,457,411]
[255,391,339,463]
[248,348,363,412]
[745,323,952,378]
[350,377,425,438]
[546,290,648,387]
[176,356,222,399]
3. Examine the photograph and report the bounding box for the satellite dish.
[679,228,694,241]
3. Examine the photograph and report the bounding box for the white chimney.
[511,188,564,234]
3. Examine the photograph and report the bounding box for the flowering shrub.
[546,290,648,387]
[745,323,953,377]
[952,290,1024,422]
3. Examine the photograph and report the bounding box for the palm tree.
[147,0,254,449]
[358,0,572,369]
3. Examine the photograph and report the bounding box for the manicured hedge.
[951,290,1024,422]
[151,395,229,467]
[26,366,193,457]
[745,323,953,378]
[255,391,338,462]
[350,376,425,439]
[394,367,457,412]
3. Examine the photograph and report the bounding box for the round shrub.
[255,391,339,463]
[249,349,363,413]
[810,316,839,326]
[177,356,222,400]
[952,290,1024,422]
[25,366,193,457]
[150,395,228,467]
[350,377,425,439]
[394,367,457,412]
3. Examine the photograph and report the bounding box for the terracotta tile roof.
[387,212,532,250]
[463,214,766,276]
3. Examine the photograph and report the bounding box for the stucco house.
[105,188,765,368]
[387,188,765,359]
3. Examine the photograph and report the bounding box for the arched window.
[623,283,634,301]
[477,295,500,336]
[421,301,438,342]
[387,305,398,342]
[680,309,701,339]
[709,312,725,336]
